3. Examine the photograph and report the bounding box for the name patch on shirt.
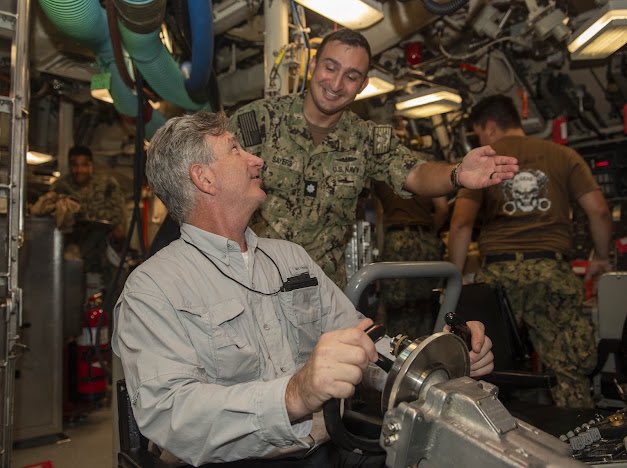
[289,265,311,276]
[271,155,293,168]
[373,126,392,155]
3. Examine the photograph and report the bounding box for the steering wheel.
[323,332,470,454]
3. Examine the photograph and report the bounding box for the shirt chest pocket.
[178,299,260,384]
[324,157,365,199]
[279,286,322,365]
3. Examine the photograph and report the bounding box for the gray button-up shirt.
[112,224,363,465]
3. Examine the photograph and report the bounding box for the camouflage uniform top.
[457,136,599,255]
[229,93,423,286]
[52,172,127,228]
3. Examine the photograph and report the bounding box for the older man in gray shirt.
[112,111,494,466]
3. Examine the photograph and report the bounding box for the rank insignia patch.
[304,180,318,197]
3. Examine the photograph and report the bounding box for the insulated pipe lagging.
[117,0,211,110]
[113,0,165,33]
[117,20,205,110]
[38,0,110,50]
[106,58,137,116]
[145,110,167,137]
[38,0,167,137]
[184,0,214,97]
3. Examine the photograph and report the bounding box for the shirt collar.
[180,224,259,266]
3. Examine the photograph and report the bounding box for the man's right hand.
[285,318,378,421]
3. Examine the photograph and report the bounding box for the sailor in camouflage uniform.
[230,92,419,288]
[374,181,448,338]
[52,145,127,281]
[449,95,612,408]
[229,29,519,288]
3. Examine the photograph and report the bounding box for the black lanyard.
[182,239,285,296]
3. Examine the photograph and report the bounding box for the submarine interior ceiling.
[14,0,627,167]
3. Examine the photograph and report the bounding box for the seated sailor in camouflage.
[52,145,127,275]
[229,29,519,288]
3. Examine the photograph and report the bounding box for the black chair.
[589,273,627,403]
[588,310,627,404]
[117,379,338,467]
[117,379,172,468]
[455,283,557,391]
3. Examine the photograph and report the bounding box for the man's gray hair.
[146,111,229,224]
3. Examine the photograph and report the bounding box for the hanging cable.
[105,0,134,89]
[438,33,521,61]
[289,0,310,94]
[97,69,148,379]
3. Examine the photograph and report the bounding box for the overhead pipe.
[183,0,214,97]
[213,0,262,36]
[217,62,264,107]
[114,0,213,109]
[218,1,436,102]
[37,0,166,137]
[264,0,290,96]
[421,0,469,16]
[361,1,436,56]
[115,0,215,99]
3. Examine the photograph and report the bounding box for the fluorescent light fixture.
[395,88,462,119]
[294,0,383,30]
[355,69,395,101]
[90,72,114,103]
[27,151,54,165]
[568,0,627,60]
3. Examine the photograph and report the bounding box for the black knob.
[445,312,472,350]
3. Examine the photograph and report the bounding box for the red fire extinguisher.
[76,292,110,401]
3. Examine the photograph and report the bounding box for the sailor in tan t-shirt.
[449,94,612,408]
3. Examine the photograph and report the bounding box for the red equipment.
[76,292,109,401]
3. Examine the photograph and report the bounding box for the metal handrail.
[343,261,462,333]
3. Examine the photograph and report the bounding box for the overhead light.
[355,69,395,101]
[27,151,54,165]
[568,0,627,60]
[293,0,384,30]
[90,72,114,103]
[395,88,462,119]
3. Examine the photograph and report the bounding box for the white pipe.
[58,100,74,177]
[213,0,262,36]
[264,0,289,96]
[218,62,264,107]
[361,1,436,56]
[431,114,450,151]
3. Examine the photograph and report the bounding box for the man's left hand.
[466,321,494,377]
[458,146,519,189]
[444,320,494,377]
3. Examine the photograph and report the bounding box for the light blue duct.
[117,0,212,111]
[38,0,166,137]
